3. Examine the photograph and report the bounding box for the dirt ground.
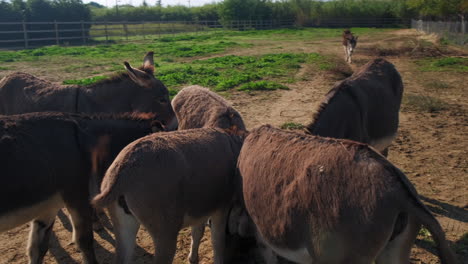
[0,29,467,264]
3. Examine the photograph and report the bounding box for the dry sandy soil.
[0,29,466,264]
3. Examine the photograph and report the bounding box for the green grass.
[238,81,289,92]
[416,57,468,72]
[403,94,449,113]
[0,66,10,71]
[0,41,245,63]
[157,53,331,91]
[63,75,109,85]
[280,122,305,130]
[418,227,435,246]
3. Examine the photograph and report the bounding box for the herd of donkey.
[0,29,459,264]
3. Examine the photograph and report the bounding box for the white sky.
[84,0,221,8]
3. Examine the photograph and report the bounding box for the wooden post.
[81,20,86,44]
[22,20,28,48]
[54,20,59,45]
[104,21,108,43]
[142,22,145,40]
[123,21,128,41]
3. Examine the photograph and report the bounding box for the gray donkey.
[92,128,244,264]
[305,58,403,156]
[0,52,176,128]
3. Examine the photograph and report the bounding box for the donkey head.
[123,52,177,130]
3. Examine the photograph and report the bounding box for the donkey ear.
[142,51,155,74]
[124,61,151,87]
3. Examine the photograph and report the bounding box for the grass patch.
[418,227,435,246]
[416,57,468,72]
[157,53,331,90]
[403,94,448,113]
[238,81,288,92]
[0,66,10,71]
[63,75,109,85]
[0,41,244,63]
[425,80,452,90]
[280,122,305,130]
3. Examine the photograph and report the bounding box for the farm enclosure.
[0,27,467,264]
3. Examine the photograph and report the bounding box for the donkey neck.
[75,76,138,113]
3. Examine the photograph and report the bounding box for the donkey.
[342,29,358,63]
[171,85,248,263]
[305,58,403,156]
[92,128,245,264]
[172,85,246,131]
[0,52,176,128]
[238,125,457,264]
[0,112,163,264]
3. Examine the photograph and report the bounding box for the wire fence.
[411,19,467,45]
[0,20,295,49]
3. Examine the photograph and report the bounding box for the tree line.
[0,0,465,24]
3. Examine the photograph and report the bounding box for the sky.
[84,0,221,8]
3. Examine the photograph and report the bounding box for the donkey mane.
[83,66,153,89]
[304,82,349,134]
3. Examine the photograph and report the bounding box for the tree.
[407,0,467,19]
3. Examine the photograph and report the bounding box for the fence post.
[54,20,59,45]
[22,20,28,49]
[158,21,161,39]
[81,20,86,44]
[104,22,108,43]
[123,21,128,41]
[142,22,145,40]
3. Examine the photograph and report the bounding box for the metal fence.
[0,20,295,49]
[411,19,467,45]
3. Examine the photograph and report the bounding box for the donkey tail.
[392,166,458,264]
[91,163,126,209]
[412,203,458,264]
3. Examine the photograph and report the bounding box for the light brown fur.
[172,85,246,131]
[92,128,244,264]
[239,125,457,264]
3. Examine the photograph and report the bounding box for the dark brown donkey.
[171,85,247,263]
[172,85,246,130]
[305,58,403,156]
[92,128,244,264]
[0,52,176,128]
[239,125,457,264]
[0,112,163,264]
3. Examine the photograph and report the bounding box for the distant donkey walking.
[342,29,358,63]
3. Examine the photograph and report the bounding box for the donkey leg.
[27,208,58,264]
[211,209,230,264]
[381,148,389,158]
[375,215,420,264]
[189,222,206,264]
[108,202,140,264]
[66,201,98,264]
[146,223,179,264]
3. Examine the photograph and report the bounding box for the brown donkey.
[92,128,244,264]
[172,85,246,131]
[238,125,457,264]
[171,85,248,263]
[305,58,403,156]
[0,52,176,128]
[0,112,163,264]
[342,29,358,63]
